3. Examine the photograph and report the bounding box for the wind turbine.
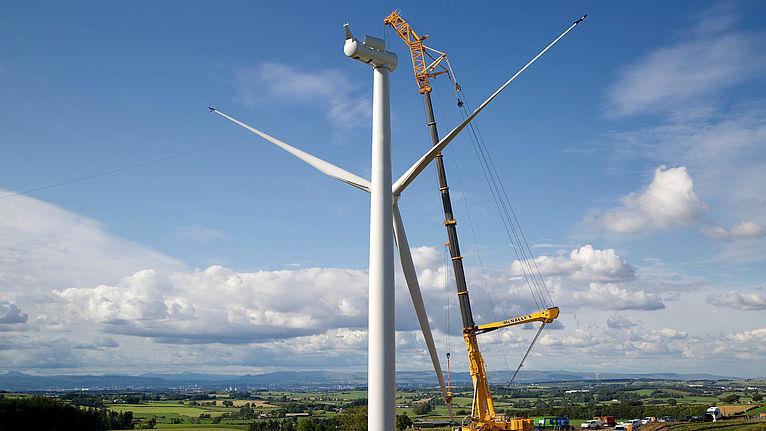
[211,18,583,431]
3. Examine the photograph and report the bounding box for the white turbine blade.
[393,203,453,416]
[392,15,586,196]
[211,108,371,192]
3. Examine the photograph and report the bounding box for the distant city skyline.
[1,1,765,377]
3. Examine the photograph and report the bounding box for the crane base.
[460,418,535,431]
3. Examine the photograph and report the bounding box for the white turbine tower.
[211,18,584,431]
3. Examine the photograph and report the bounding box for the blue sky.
[1,1,765,376]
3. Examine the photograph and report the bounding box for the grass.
[108,402,231,418]
[154,426,250,431]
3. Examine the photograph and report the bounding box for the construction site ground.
[639,420,766,431]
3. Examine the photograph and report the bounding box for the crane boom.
[384,10,584,431]
[384,10,450,94]
[476,307,559,334]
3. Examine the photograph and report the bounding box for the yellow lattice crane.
[384,10,563,431]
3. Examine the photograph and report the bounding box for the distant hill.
[0,369,736,392]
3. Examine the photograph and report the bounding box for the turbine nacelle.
[343,24,398,71]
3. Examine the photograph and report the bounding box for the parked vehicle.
[614,424,633,431]
[579,420,601,429]
[595,416,616,427]
[537,417,575,430]
[705,407,723,422]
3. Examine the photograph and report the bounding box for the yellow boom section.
[476,307,559,334]
[383,10,450,94]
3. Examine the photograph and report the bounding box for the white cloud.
[727,327,766,343]
[571,283,665,311]
[512,245,635,282]
[717,327,766,360]
[702,221,766,240]
[606,315,637,329]
[539,329,594,348]
[0,299,27,324]
[56,265,371,344]
[234,62,370,133]
[599,166,704,234]
[707,290,766,310]
[73,336,119,350]
[0,191,761,375]
[0,190,183,299]
[605,7,764,119]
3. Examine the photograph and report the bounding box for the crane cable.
[448,70,553,309]
[432,17,591,381]
[432,78,515,385]
[451,86,553,384]
[509,322,546,385]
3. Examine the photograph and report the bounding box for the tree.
[297,418,317,431]
[396,412,413,431]
[720,394,740,403]
[752,393,763,402]
[338,406,367,431]
[413,402,432,415]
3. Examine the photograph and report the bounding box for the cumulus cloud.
[571,283,665,311]
[512,245,635,282]
[702,221,766,240]
[599,166,703,234]
[606,315,637,329]
[56,265,371,344]
[0,190,183,297]
[0,299,28,324]
[707,289,766,310]
[0,190,758,374]
[717,327,766,360]
[727,327,766,343]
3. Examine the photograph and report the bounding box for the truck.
[595,416,616,427]
[705,407,722,422]
[579,419,602,429]
[536,417,575,430]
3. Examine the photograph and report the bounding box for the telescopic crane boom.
[384,10,580,431]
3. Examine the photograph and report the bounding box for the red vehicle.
[595,416,616,427]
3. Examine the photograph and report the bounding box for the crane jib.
[384,9,584,431]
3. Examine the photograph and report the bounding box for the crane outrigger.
[385,10,584,431]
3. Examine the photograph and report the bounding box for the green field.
[108,402,231,418]
[155,426,250,431]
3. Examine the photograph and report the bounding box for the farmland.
[97,379,766,429]
[2,378,765,430]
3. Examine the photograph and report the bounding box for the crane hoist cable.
[385,9,584,431]
[433,77,515,385]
